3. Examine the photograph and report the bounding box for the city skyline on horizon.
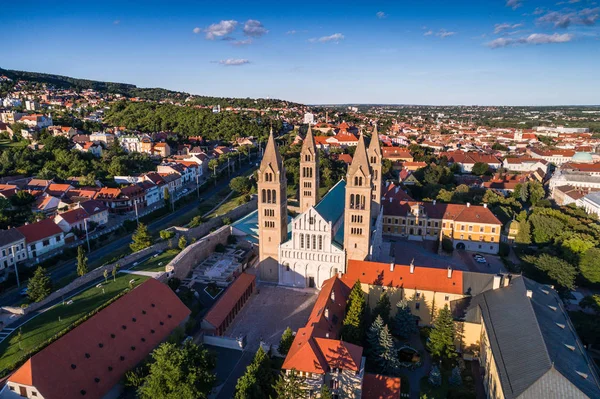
[2,0,599,106]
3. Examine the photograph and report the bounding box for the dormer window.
[331,291,335,301]
[324,308,329,319]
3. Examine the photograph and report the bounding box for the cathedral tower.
[299,125,319,212]
[343,133,373,261]
[257,129,288,282]
[368,124,383,219]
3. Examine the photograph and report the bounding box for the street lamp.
[11,244,20,288]
[83,218,91,253]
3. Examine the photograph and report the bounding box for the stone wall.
[183,197,257,241]
[166,226,231,280]
[3,242,169,317]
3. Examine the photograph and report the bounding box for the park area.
[130,249,179,273]
[0,272,150,376]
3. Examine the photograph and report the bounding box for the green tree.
[138,341,216,399]
[366,315,385,359]
[178,235,187,250]
[515,219,532,245]
[76,246,88,277]
[449,365,463,386]
[527,181,545,206]
[428,365,442,386]
[471,162,489,176]
[272,369,306,399]
[230,176,252,194]
[580,294,600,312]
[427,305,456,362]
[372,292,391,325]
[27,266,52,302]
[103,268,108,283]
[208,159,219,176]
[163,187,171,207]
[130,223,152,252]
[160,230,175,240]
[234,347,274,399]
[320,385,333,399]
[376,323,399,374]
[393,299,418,340]
[341,280,366,345]
[533,254,577,289]
[579,248,600,284]
[278,327,294,356]
[112,263,119,282]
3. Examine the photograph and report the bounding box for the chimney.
[466,202,471,208]
[395,187,399,194]
[483,203,488,208]
[390,263,395,272]
[526,290,533,298]
[447,266,452,279]
[492,274,501,290]
[409,258,415,274]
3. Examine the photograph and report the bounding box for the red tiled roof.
[383,201,501,225]
[8,279,190,399]
[94,188,121,200]
[17,219,63,243]
[57,208,89,224]
[362,373,401,399]
[203,273,256,329]
[344,260,464,294]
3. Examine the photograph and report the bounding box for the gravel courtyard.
[224,284,318,351]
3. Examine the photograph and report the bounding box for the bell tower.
[343,133,372,261]
[257,129,287,282]
[368,123,383,219]
[300,125,319,212]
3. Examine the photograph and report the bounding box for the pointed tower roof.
[301,125,317,156]
[368,123,382,157]
[261,128,283,170]
[348,132,370,177]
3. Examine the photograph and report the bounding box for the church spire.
[368,123,383,219]
[348,131,371,178]
[300,124,319,211]
[261,127,282,171]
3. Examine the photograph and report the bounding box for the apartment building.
[0,229,27,282]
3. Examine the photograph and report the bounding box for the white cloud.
[243,19,268,37]
[286,30,297,35]
[205,20,238,40]
[537,8,599,28]
[506,0,523,10]
[424,30,434,36]
[218,59,250,66]
[437,30,456,38]
[376,11,387,19]
[494,22,524,34]
[487,32,573,48]
[232,39,252,46]
[113,20,120,25]
[192,27,201,34]
[308,33,345,43]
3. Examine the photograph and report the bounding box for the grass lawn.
[206,193,248,218]
[0,139,27,149]
[130,249,180,273]
[0,273,150,374]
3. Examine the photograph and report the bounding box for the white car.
[475,257,487,263]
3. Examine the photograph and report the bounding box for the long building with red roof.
[5,279,190,399]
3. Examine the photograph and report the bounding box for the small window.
[445,295,450,301]
[167,314,172,319]
[121,325,127,330]
[81,390,86,396]
[132,317,137,322]
[415,303,420,310]
[151,303,156,308]
[120,356,125,361]
[151,329,155,334]
[142,310,147,315]
[85,353,90,359]
[160,321,164,326]
[141,337,146,342]
[94,378,100,383]
[98,343,104,348]
[32,392,38,397]
[110,333,116,338]
[108,366,113,371]
[71,364,77,369]
[131,346,136,351]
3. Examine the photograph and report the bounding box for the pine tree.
[427,305,457,362]
[27,266,52,302]
[366,315,385,358]
[372,292,391,324]
[393,299,418,340]
[320,385,333,399]
[428,365,442,387]
[112,263,119,282]
[103,269,109,283]
[130,223,152,252]
[341,280,366,345]
[376,324,400,374]
[278,327,294,356]
[272,369,306,399]
[76,246,88,277]
[234,347,273,399]
[449,365,462,386]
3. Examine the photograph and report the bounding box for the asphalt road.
[0,161,257,308]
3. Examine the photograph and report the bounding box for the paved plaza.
[224,284,318,351]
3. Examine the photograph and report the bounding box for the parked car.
[20,287,28,297]
[475,257,487,263]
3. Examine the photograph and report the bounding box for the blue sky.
[1,0,599,105]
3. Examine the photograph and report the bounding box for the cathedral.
[256,126,384,288]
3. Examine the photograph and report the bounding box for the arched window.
[312,234,316,250]
[350,194,355,209]
[261,189,266,203]
[319,235,323,250]
[267,190,272,203]
[300,234,304,248]
[272,190,276,204]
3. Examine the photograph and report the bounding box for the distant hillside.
[0,67,303,107]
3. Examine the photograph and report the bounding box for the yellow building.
[381,199,502,255]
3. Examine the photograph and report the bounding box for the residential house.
[0,229,27,282]
[54,208,90,233]
[17,219,65,260]
[94,185,144,214]
[48,126,77,138]
[381,147,413,163]
[34,194,62,216]
[119,135,142,153]
[502,157,548,173]
[159,173,182,195]
[152,142,170,157]
[74,141,103,157]
[25,179,52,192]
[137,181,161,207]
[3,279,190,399]
[78,200,109,226]
[89,132,115,147]
[18,114,53,129]
[441,151,502,174]
[45,184,73,198]
[528,148,575,165]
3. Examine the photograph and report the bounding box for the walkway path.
[120,270,162,277]
[396,334,432,399]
